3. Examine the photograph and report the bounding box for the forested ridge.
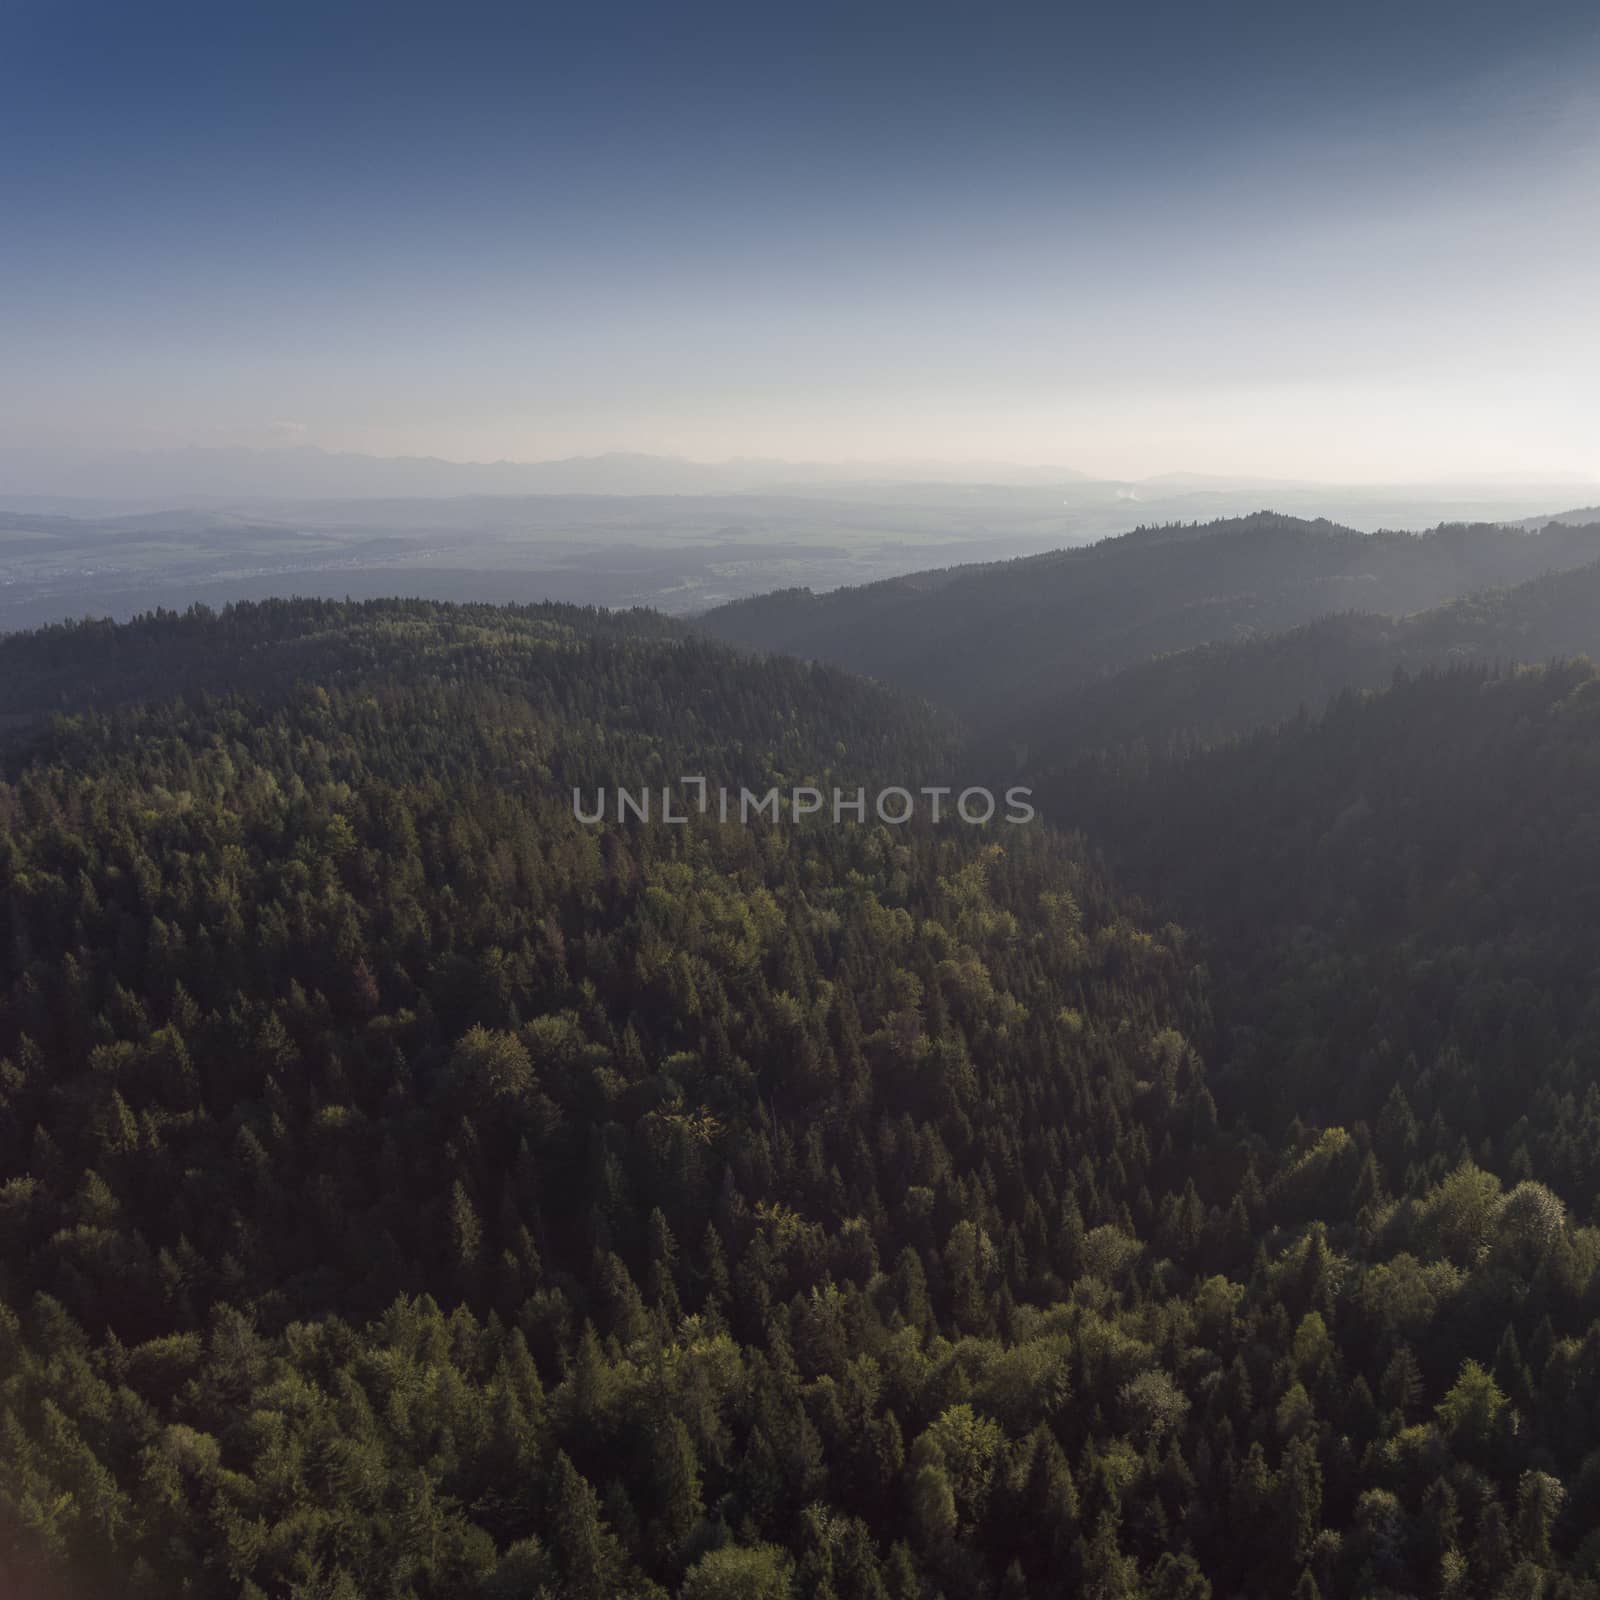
[696,514,1600,723]
[986,554,1600,779]
[4,599,1600,1599]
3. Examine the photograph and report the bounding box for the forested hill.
[7,600,1600,1598]
[0,597,687,726]
[984,554,1600,773]
[1513,505,1600,531]
[695,513,1600,723]
[1071,659,1600,1188]
[0,597,1204,1599]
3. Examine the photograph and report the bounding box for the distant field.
[0,492,1080,630]
[2,478,1593,633]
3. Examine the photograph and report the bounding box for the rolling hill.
[698,513,1600,723]
[984,552,1600,777]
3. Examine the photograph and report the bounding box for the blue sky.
[2,0,1596,480]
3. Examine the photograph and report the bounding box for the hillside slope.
[1077,660,1600,1184]
[990,554,1600,773]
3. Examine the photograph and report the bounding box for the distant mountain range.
[1,444,1593,528]
[696,511,1600,722]
[0,445,1091,503]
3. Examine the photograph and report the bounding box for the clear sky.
[3,0,1597,482]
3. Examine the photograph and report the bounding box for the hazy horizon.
[11,440,1600,493]
[4,439,1598,515]
[4,0,1597,486]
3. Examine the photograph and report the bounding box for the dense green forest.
[1064,660,1600,1196]
[6,598,1600,1599]
[697,514,1600,723]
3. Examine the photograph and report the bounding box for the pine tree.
[547,1452,628,1600]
